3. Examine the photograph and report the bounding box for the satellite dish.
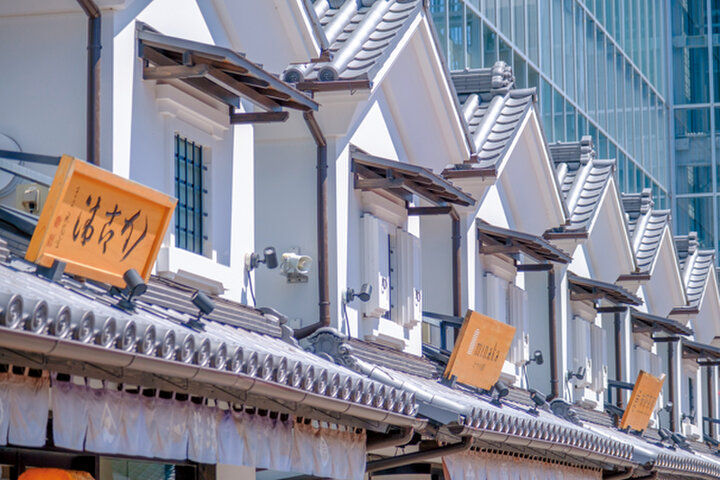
[0,133,23,197]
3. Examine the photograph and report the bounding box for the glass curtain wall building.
[672,0,720,253]
[430,0,671,210]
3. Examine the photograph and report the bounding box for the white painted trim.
[155,84,229,140]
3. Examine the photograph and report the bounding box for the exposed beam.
[230,111,289,124]
[479,245,518,255]
[355,177,405,190]
[143,64,209,80]
[407,206,453,216]
[569,292,602,301]
[206,67,281,112]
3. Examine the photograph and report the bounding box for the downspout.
[707,366,714,437]
[76,0,101,165]
[615,312,623,408]
[451,210,461,317]
[366,427,414,452]
[366,437,473,473]
[295,112,330,339]
[668,341,676,431]
[548,267,559,399]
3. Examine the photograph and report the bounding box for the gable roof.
[442,63,538,177]
[621,189,671,275]
[548,136,615,232]
[282,0,422,84]
[675,232,715,308]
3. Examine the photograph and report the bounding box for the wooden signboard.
[620,370,666,432]
[443,310,516,390]
[20,469,94,480]
[26,155,176,288]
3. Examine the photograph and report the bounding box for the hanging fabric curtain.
[443,451,602,480]
[51,377,89,450]
[6,372,50,447]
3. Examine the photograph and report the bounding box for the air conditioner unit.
[361,214,390,318]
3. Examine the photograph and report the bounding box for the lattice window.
[174,134,205,255]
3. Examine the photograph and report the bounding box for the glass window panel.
[616,52,625,146]
[625,62,634,158]
[578,113,588,138]
[563,0,575,98]
[677,197,714,249]
[528,66,539,90]
[448,0,464,70]
[589,122,598,153]
[606,42,616,137]
[598,133,608,159]
[483,21,498,67]
[714,46,720,102]
[674,108,711,194]
[596,29,606,129]
[514,0,526,51]
[713,0,720,34]
[586,18,596,117]
[575,5,585,110]
[672,0,709,104]
[641,0,649,76]
[627,160,637,193]
[527,0,539,65]
[514,53,527,87]
[552,0,564,88]
[618,152,627,192]
[554,89,565,141]
[642,83,650,170]
[466,9,482,68]
[541,78,554,140]
[566,101,576,140]
[430,0,448,57]
[634,73,642,159]
[499,37,512,66]
[540,0,551,72]
[499,0,511,36]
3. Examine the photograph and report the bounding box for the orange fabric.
[19,469,94,480]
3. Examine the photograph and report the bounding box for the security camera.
[280,252,312,282]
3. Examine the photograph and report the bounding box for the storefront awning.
[137,23,318,115]
[476,221,572,263]
[351,146,475,207]
[682,339,720,365]
[631,310,693,337]
[567,273,642,306]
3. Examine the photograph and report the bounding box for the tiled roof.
[0,229,418,425]
[307,329,636,468]
[683,249,715,308]
[549,137,615,232]
[633,210,671,274]
[620,188,653,238]
[675,232,699,270]
[283,0,422,83]
[347,338,442,379]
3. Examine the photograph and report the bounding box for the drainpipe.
[365,437,472,473]
[295,112,330,339]
[366,427,414,452]
[615,312,623,408]
[707,366,714,437]
[76,0,101,165]
[548,267,559,399]
[451,210,461,317]
[668,341,676,431]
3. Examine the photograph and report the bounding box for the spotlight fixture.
[245,247,278,271]
[658,427,672,443]
[491,380,509,406]
[186,291,215,331]
[527,388,549,415]
[663,401,674,413]
[344,283,372,304]
[527,350,544,365]
[566,365,586,382]
[114,269,148,310]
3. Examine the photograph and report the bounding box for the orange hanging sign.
[26,155,176,287]
[443,309,516,390]
[620,370,666,432]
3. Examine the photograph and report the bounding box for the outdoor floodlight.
[491,380,509,406]
[124,268,148,298]
[567,365,586,381]
[245,247,278,271]
[281,252,312,275]
[344,283,372,303]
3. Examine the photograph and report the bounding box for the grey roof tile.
[675,232,699,270]
[283,0,422,83]
[548,137,614,232]
[683,249,715,307]
[633,210,671,274]
[347,337,442,379]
